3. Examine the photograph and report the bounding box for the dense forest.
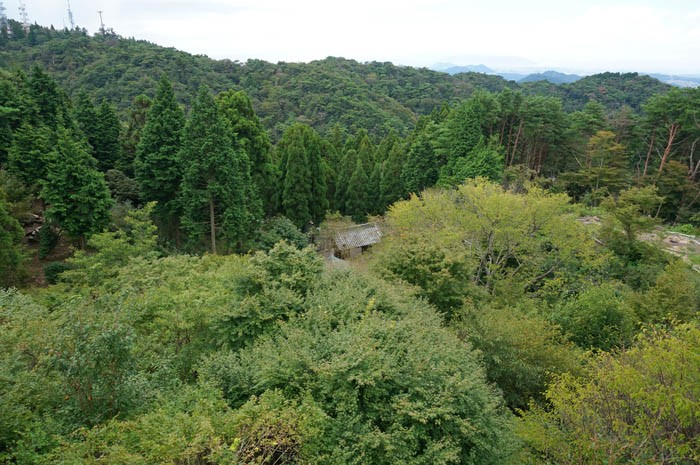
[1,22,699,465]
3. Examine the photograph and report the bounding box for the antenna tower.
[97,10,106,34]
[0,2,7,34]
[18,1,29,32]
[67,0,75,29]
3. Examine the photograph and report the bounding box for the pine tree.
[345,157,370,223]
[41,126,113,247]
[179,85,257,253]
[135,76,185,241]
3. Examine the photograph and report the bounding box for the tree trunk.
[642,133,655,177]
[509,119,524,166]
[658,123,680,175]
[209,195,217,254]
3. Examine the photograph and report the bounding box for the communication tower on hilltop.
[18,0,29,32]
[97,10,105,34]
[0,2,8,33]
[67,0,75,29]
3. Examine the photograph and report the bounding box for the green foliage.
[104,169,140,205]
[379,140,407,209]
[376,236,473,316]
[7,123,53,186]
[564,130,631,204]
[92,100,122,172]
[47,385,237,464]
[0,197,26,287]
[41,126,113,245]
[37,224,59,259]
[120,94,151,176]
[42,261,71,284]
[373,180,603,308]
[216,89,276,215]
[601,185,664,244]
[438,137,504,186]
[635,259,700,324]
[214,242,322,351]
[134,75,184,240]
[457,305,584,410]
[202,271,518,465]
[179,85,260,253]
[552,282,636,351]
[278,123,328,228]
[519,324,700,464]
[250,215,309,252]
[401,123,440,193]
[62,202,159,287]
[344,156,371,223]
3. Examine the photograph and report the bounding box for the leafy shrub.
[42,261,71,284]
[552,282,636,351]
[519,324,700,465]
[250,215,309,251]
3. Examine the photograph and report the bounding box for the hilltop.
[0,22,670,138]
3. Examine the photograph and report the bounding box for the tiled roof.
[333,223,382,250]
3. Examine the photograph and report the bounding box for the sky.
[3,0,700,74]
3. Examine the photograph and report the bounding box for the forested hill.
[0,23,670,138]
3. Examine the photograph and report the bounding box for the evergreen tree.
[280,130,312,229]
[345,157,370,223]
[216,90,275,214]
[28,66,65,130]
[276,124,328,228]
[380,142,406,208]
[179,85,257,253]
[93,101,122,172]
[334,148,358,214]
[134,76,184,241]
[402,124,440,194]
[73,90,98,145]
[303,126,329,224]
[6,122,53,186]
[41,126,113,247]
[436,101,483,166]
[438,137,505,186]
[356,134,375,173]
[0,196,25,287]
[121,95,152,177]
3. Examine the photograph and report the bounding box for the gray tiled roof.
[334,223,382,250]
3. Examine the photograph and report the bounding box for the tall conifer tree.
[216,90,274,214]
[179,85,257,253]
[345,157,370,223]
[41,126,113,247]
[135,76,184,241]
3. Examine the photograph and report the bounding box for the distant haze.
[5,0,700,74]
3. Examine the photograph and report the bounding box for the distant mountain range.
[432,63,700,88]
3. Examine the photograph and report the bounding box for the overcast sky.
[4,0,700,74]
